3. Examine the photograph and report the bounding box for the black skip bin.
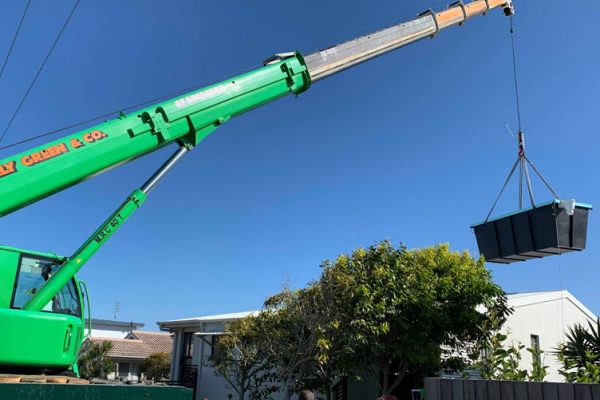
[472,200,592,264]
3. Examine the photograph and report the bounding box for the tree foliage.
[208,316,275,400]
[258,283,357,400]
[314,241,509,395]
[557,319,600,383]
[78,340,114,379]
[528,346,548,382]
[477,314,548,382]
[211,241,509,398]
[140,352,171,381]
[477,330,528,381]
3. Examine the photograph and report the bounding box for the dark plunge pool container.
[472,200,592,264]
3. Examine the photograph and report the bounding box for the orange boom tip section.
[436,0,514,29]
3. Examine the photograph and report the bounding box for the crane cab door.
[0,246,85,370]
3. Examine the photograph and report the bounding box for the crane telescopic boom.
[0,0,512,218]
[4,0,513,312]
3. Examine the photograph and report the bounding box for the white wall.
[90,320,143,338]
[505,292,596,382]
[90,327,132,339]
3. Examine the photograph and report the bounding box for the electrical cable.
[0,0,80,143]
[0,79,219,152]
[0,0,31,82]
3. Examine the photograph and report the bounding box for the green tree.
[208,316,276,400]
[528,346,548,382]
[256,281,358,400]
[140,352,171,381]
[78,340,114,379]
[477,331,527,381]
[260,288,325,400]
[316,241,509,396]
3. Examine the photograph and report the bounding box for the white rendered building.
[503,290,596,382]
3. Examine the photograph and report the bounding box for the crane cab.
[0,245,87,373]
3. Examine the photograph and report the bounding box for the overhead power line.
[0,0,81,143]
[0,80,213,153]
[0,0,32,82]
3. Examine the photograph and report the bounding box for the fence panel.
[425,379,600,400]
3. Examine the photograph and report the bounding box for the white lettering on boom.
[174,83,235,109]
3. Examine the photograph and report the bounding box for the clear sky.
[1,0,599,330]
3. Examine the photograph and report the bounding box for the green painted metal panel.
[0,54,310,218]
[0,309,82,367]
[0,384,193,400]
[0,249,19,308]
[0,247,66,309]
[0,245,64,261]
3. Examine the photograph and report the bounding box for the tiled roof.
[89,331,172,360]
[128,331,173,354]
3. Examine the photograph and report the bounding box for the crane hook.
[503,0,515,16]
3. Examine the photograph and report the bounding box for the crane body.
[0,0,513,375]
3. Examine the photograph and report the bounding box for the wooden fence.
[424,378,600,400]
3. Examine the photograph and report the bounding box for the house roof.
[88,318,145,330]
[507,290,597,321]
[128,331,173,354]
[157,311,258,329]
[89,331,172,360]
[157,291,598,331]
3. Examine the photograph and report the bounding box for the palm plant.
[556,318,600,383]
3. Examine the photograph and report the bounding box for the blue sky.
[1,0,599,329]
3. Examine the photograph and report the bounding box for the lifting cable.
[484,15,559,223]
[0,0,32,82]
[509,16,522,133]
[0,0,81,144]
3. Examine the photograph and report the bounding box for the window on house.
[210,335,222,360]
[119,362,131,381]
[181,332,194,366]
[530,334,541,364]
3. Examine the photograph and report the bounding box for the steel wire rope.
[509,15,523,133]
[484,16,560,221]
[0,0,32,82]
[0,0,81,143]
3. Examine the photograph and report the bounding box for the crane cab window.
[11,255,81,317]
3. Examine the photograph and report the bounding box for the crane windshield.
[11,255,81,317]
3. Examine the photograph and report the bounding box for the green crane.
[0,0,513,375]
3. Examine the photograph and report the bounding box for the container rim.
[471,199,593,228]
